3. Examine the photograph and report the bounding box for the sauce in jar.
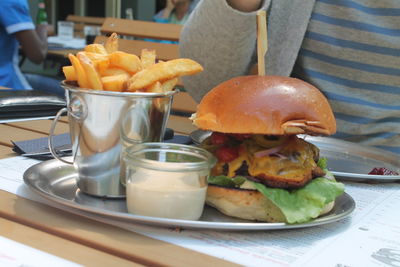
[126,169,206,220]
[123,143,216,220]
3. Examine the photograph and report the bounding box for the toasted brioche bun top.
[192,75,336,136]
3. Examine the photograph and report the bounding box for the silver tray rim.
[189,130,400,182]
[23,159,355,231]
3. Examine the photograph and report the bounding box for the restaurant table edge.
[0,118,237,267]
[0,216,138,267]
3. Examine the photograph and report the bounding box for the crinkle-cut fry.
[146,78,177,93]
[83,52,110,73]
[84,44,108,55]
[101,73,130,92]
[99,67,129,77]
[62,65,76,81]
[68,54,90,89]
[77,52,103,90]
[161,78,178,92]
[109,51,142,73]
[105,33,118,54]
[146,81,163,93]
[127,59,203,91]
[140,49,156,69]
[83,51,109,62]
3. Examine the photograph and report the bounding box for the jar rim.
[123,142,217,172]
[61,80,179,98]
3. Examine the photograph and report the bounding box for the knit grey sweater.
[180,0,316,102]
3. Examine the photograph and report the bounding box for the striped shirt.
[292,0,400,154]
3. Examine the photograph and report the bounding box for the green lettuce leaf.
[252,178,344,224]
[317,157,328,169]
[208,175,246,187]
[207,157,345,224]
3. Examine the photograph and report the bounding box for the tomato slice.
[229,133,252,141]
[215,146,239,162]
[368,167,399,175]
[210,132,229,145]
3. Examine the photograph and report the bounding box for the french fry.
[68,54,90,89]
[127,59,203,91]
[77,52,103,90]
[99,67,129,77]
[62,65,76,81]
[101,73,130,91]
[161,78,178,92]
[83,52,110,73]
[83,52,109,62]
[140,49,156,69]
[84,44,108,55]
[109,51,142,73]
[63,32,203,93]
[105,33,118,54]
[146,81,163,93]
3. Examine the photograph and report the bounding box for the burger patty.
[210,135,325,189]
[221,160,325,189]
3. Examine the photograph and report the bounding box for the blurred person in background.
[180,0,400,154]
[155,0,199,25]
[0,0,64,96]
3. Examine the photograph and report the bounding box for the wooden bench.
[66,15,105,38]
[95,17,183,83]
[100,17,182,42]
[171,92,198,116]
[94,36,179,62]
[96,18,197,116]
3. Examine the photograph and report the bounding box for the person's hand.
[46,24,55,36]
[35,24,48,40]
[165,0,175,11]
[16,29,47,64]
[162,0,175,18]
[226,0,263,12]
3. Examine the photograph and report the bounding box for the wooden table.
[47,49,79,58]
[0,115,236,266]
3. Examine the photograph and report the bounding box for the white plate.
[189,130,400,183]
[23,159,355,230]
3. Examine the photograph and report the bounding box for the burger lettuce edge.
[207,158,345,224]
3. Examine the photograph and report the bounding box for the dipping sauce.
[123,143,216,220]
[127,169,206,220]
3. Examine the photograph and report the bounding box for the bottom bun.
[206,185,334,223]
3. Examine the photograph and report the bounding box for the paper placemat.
[1,157,400,266]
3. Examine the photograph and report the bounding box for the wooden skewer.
[256,10,268,76]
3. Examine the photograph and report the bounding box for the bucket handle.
[49,107,74,165]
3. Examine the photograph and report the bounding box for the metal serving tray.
[23,159,355,231]
[190,130,400,183]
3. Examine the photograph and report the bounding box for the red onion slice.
[254,145,283,158]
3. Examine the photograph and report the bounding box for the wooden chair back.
[171,92,198,115]
[100,17,182,42]
[66,15,105,38]
[94,35,179,62]
[96,18,198,115]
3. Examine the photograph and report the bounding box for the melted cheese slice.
[218,136,318,182]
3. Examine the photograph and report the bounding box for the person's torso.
[292,0,400,154]
[169,12,189,25]
[0,0,33,89]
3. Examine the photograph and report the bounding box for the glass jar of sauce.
[123,143,216,220]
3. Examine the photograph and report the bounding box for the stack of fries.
[63,33,203,92]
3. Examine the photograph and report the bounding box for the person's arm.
[15,25,48,64]
[162,0,175,19]
[179,0,266,102]
[154,0,175,23]
[226,0,263,12]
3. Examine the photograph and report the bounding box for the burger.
[190,75,345,224]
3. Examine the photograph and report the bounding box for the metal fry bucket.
[49,81,178,198]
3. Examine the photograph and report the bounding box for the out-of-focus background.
[23,0,170,82]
